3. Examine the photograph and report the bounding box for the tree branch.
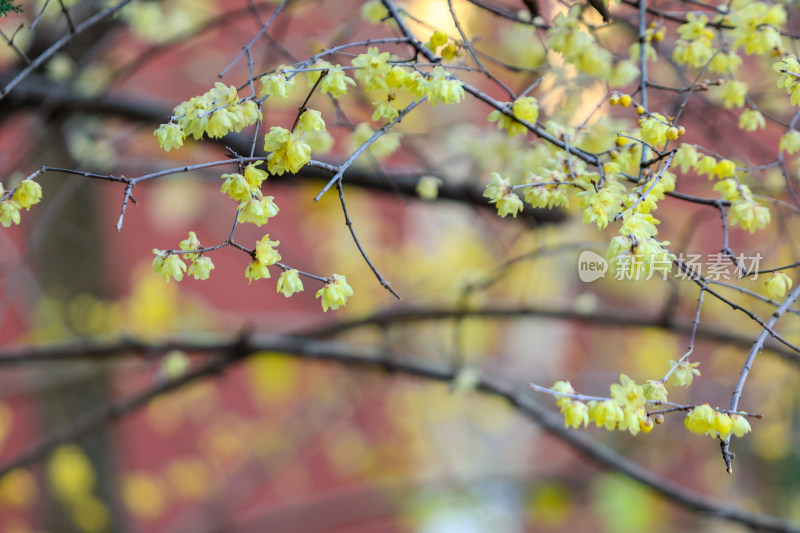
[0,334,795,532]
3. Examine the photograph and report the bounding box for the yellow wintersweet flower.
[416,176,443,200]
[297,109,326,135]
[730,199,770,233]
[709,50,742,73]
[277,269,304,297]
[779,131,800,154]
[739,109,765,131]
[711,159,736,179]
[154,123,184,151]
[319,65,356,98]
[642,380,668,402]
[730,2,785,55]
[523,172,569,209]
[361,0,388,24]
[209,82,239,105]
[563,401,589,429]
[152,250,186,282]
[551,380,576,409]
[719,80,747,109]
[258,66,296,99]
[372,97,399,122]
[220,173,251,202]
[244,162,268,190]
[730,414,752,437]
[237,196,279,226]
[188,256,214,280]
[255,235,281,265]
[610,374,646,410]
[589,399,624,430]
[765,272,792,299]
[677,13,713,42]
[512,96,538,124]
[0,200,21,227]
[620,212,659,239]
[715,412,733,438]
[578,186,624,229]
[684,404,715,436]
[174,97,211,140]
[423,66,465,105]
[673,143,699,172]
[245,260,271,283]
[488,109,526,137]
[352,47,391,92]
[441,42,459,61]
[774,55,800,105]
[695,155,717,176]
[240,100,262,125]
[640,114,670,148]
[386,66,412,89]
[618,406,647,436]
[483,172,523,218]
[425,30,448,52]
[669,360,700,387]
[713,179,742,201]
[179,231,202,260]
[672,39,713,68]
[205,107,237,139]
[12,180,42,209]
[316,274,354,311]
[263,127,311,175]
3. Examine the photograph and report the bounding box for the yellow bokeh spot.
[247,353,299,404]
[165,457,211,501]
[121,472,166,520]
[48,445,96,501]
[147,396,184,435]
[326,425,372,476]
[0,468,37,508]
[127,269,179,336]
[198,422,247,472]
[70,495,111,533]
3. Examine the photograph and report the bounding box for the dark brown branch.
[0,334,795,532]
[0,74,564,225]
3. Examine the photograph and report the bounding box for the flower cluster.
[672,13,714,67]
[684,405,752,439]
[424,30,459,60]
[547,358,753,440]
[729,2,785,56]
[263,126,312,176]
[765,272,792,299]
[671,145,770,233]
[487,96,539,137]
[154,83,261,151]
[483,173,523,218]
[551,375,654,436]
[1,178,43,227]
[774,55,800,106]
[316,274,354,311]
[152,231,215,282]
[218,162,280,227]
[245,235,282,283]
[350,47,464,115]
